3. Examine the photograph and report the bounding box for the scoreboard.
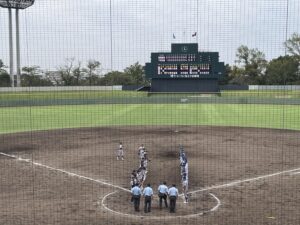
[145,43,225,79]
[157,63,211,78]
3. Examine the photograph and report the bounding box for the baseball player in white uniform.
[117,142,124,160]
[136,166,147,189]
[138,144,145,160]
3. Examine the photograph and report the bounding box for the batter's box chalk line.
[99,190,221,219]
[2,152,300,218]
[0,152,221,218]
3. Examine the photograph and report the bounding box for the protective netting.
[1,1,300,225]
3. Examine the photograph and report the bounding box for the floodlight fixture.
[0,0,35,10]
[0,0,35,87]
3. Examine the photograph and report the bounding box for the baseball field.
[0,90,300,225]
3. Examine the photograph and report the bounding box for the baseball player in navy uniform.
[179,146,188,176]
[182,172,189,203]
[130,170,138,188]
[179,146,189,203]
[130,170,138,203]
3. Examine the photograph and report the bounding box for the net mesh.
[0,1,300,225]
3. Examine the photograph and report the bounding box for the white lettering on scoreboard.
[157,64,211,76]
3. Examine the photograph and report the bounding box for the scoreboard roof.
[0,0,35,9]
[145,43,225,80]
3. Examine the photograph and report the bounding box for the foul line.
[0,152,130,193]
[0,151,221,218]
[290,171,300,175]
[3,151,300,218]
[100,191,221,219]
[2,151,299,196]
[184,167,300,196]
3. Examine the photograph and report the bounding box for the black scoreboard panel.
[145,43,224,79]
[157,54,197,62]
[158,64,211,78]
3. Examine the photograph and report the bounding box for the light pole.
[0,0,35,87]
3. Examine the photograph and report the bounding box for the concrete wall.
[150,79,220,92]
[249,85,300,90]
[220,85,249,90]
[1,85,300,92]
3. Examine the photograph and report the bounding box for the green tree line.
[1,33,300,87]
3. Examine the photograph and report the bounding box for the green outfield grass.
[0,103,299,134]
[221,90,300,98]
[0,90,146,101]
[1,90,300,102]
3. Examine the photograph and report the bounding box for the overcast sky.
[0,0,300,73]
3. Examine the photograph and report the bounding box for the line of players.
[118,142,189,204]
[130,144,149,189]
[180,146,189,203]
[130,145,180,213]
[116,142,149,188]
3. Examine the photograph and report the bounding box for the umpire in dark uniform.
[157,181,169,209]
[131,183,142,212]
[168,184,179,213]
[143,183,153,213]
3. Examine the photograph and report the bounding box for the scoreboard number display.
[158,63,211,78]
[145,43,225,79]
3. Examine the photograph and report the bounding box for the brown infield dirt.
[0,125,300,225]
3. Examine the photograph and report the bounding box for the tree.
[264,56,300,85]
[235,45,267,84]
[45,71,62,86]
[124,62,148,86]
[284,33,300,57]
[218,64,233,85]
[0,60,11,87]
[72,62,84,86]
[100,71,132,86]
[84,60,101,85]
[228,65,250,85]
[21,66,53,86]
[58,58,76,86]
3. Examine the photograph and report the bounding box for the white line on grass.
[0,152,130,193]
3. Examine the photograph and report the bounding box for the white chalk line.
[0,152,130,193]
[3,151,299,218]
[184,167,300,196]
[290,172,300,175]
[0,151,221,219]
[100,190,221,219]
